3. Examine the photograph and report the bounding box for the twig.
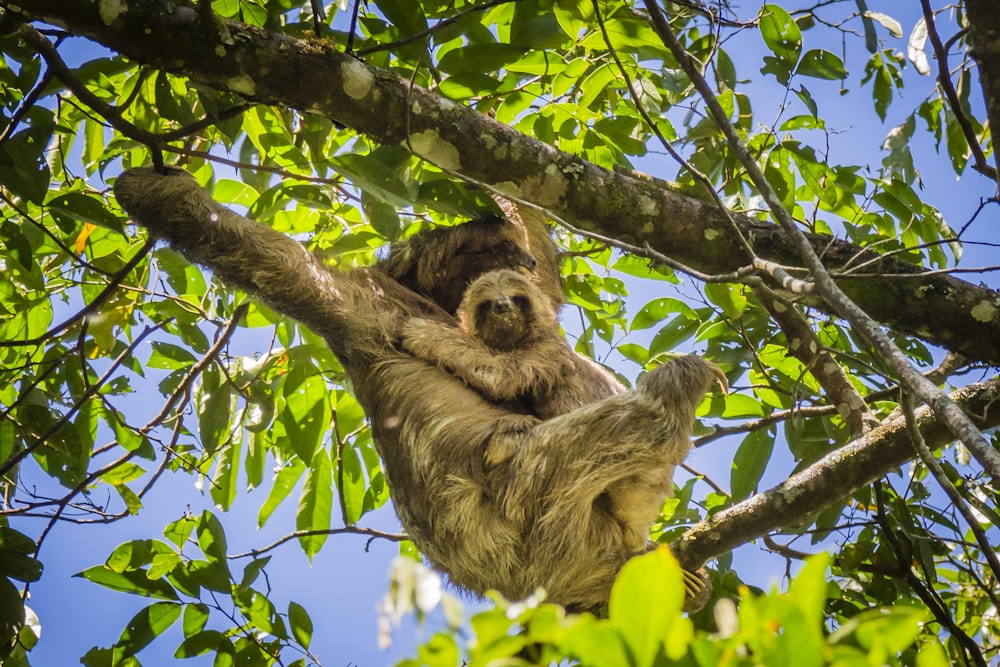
[229,526,407,559]
[919,0,997,180]
[901,393,1000,585]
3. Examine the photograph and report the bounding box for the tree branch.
[6,0,1000,364]
[672,374,1000,570]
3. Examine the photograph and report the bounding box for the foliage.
[0,0,997,665]
[395,550,943,667]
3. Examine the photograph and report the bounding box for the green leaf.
[288,601,313,649]
[238,589,286,638]
[560,616,630,666]
[608,548,689,665]
[341,445,367,525]
[258,459,306,528]
[239,557,270,592]
[438,44,527,75]
[373,0,427,37]
[280,364,331,464]
[174,629,227,658]
[113,602,181,660]
[0,578,25,653]
[631,297,696,331]
[196,511,230,574]
[796,49,848,80]
[329,153,414,207]
[296,451,333,560]
[788,552,830,626]
[0,124,52,204]
[197,365,232,456]
[759,5,801,67]
[163,515,197,550]
[730,428,775,501]
[0,551,42,583]
[76,566,180,601]
[210,424,241,511]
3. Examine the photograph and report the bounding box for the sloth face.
[459,269,551,351]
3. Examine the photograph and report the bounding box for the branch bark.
[671,374,1000,570]
[7,0,1000,365]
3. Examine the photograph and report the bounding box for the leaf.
[730,428,775,501]
[238,557,270,592]
[438,44,527,75]
[0,550,43,583]
[759,5,802,67]
[788,553,831,627]
[76,566,180,600]
[258,459,306,528]
[0,579,25,653]
[297,451,333,560]
[197,365,232,457]
[631,297,696,331]
[210,424,241,511]
[113,602,181,660]
[163,515,197,550]
[907,18,931,75]
[608,547,690,664]
[196,511,230,575]
[288,601,313,649]
[0,124,52,204]
[373,0,427,37]
[863,11,902,38]
[341,445,367,524]
[174,629,227,658]
[796,49,847,80]
[280,364,331,464]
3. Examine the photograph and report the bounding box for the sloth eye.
[512,296,530,312]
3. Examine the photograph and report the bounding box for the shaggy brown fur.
[401,269,624,420]
[114,166,716,614]
[401,269,722,560]
[381,215,555,316]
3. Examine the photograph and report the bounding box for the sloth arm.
[400,318,564,402]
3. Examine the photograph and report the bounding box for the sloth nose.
[491,296,514,314]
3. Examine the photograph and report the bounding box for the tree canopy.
[0,1,998,666]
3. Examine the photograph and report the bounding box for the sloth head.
[458,269,557,351]
[381,215,538,314]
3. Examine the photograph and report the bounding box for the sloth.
[115,166,717,614]
[401,269,724,563]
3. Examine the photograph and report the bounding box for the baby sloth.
[401,269,716,557]
[401,268,623,422]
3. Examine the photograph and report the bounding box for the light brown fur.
[402,269,716,555]
[115,167,717,614]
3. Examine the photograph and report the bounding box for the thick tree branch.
[6,0,1000,365]
[671,374,1000,570]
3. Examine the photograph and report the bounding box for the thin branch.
[873,481,985,667]
[902,393,1000,585]
[229,526,407,559]
[919,0,997,180]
